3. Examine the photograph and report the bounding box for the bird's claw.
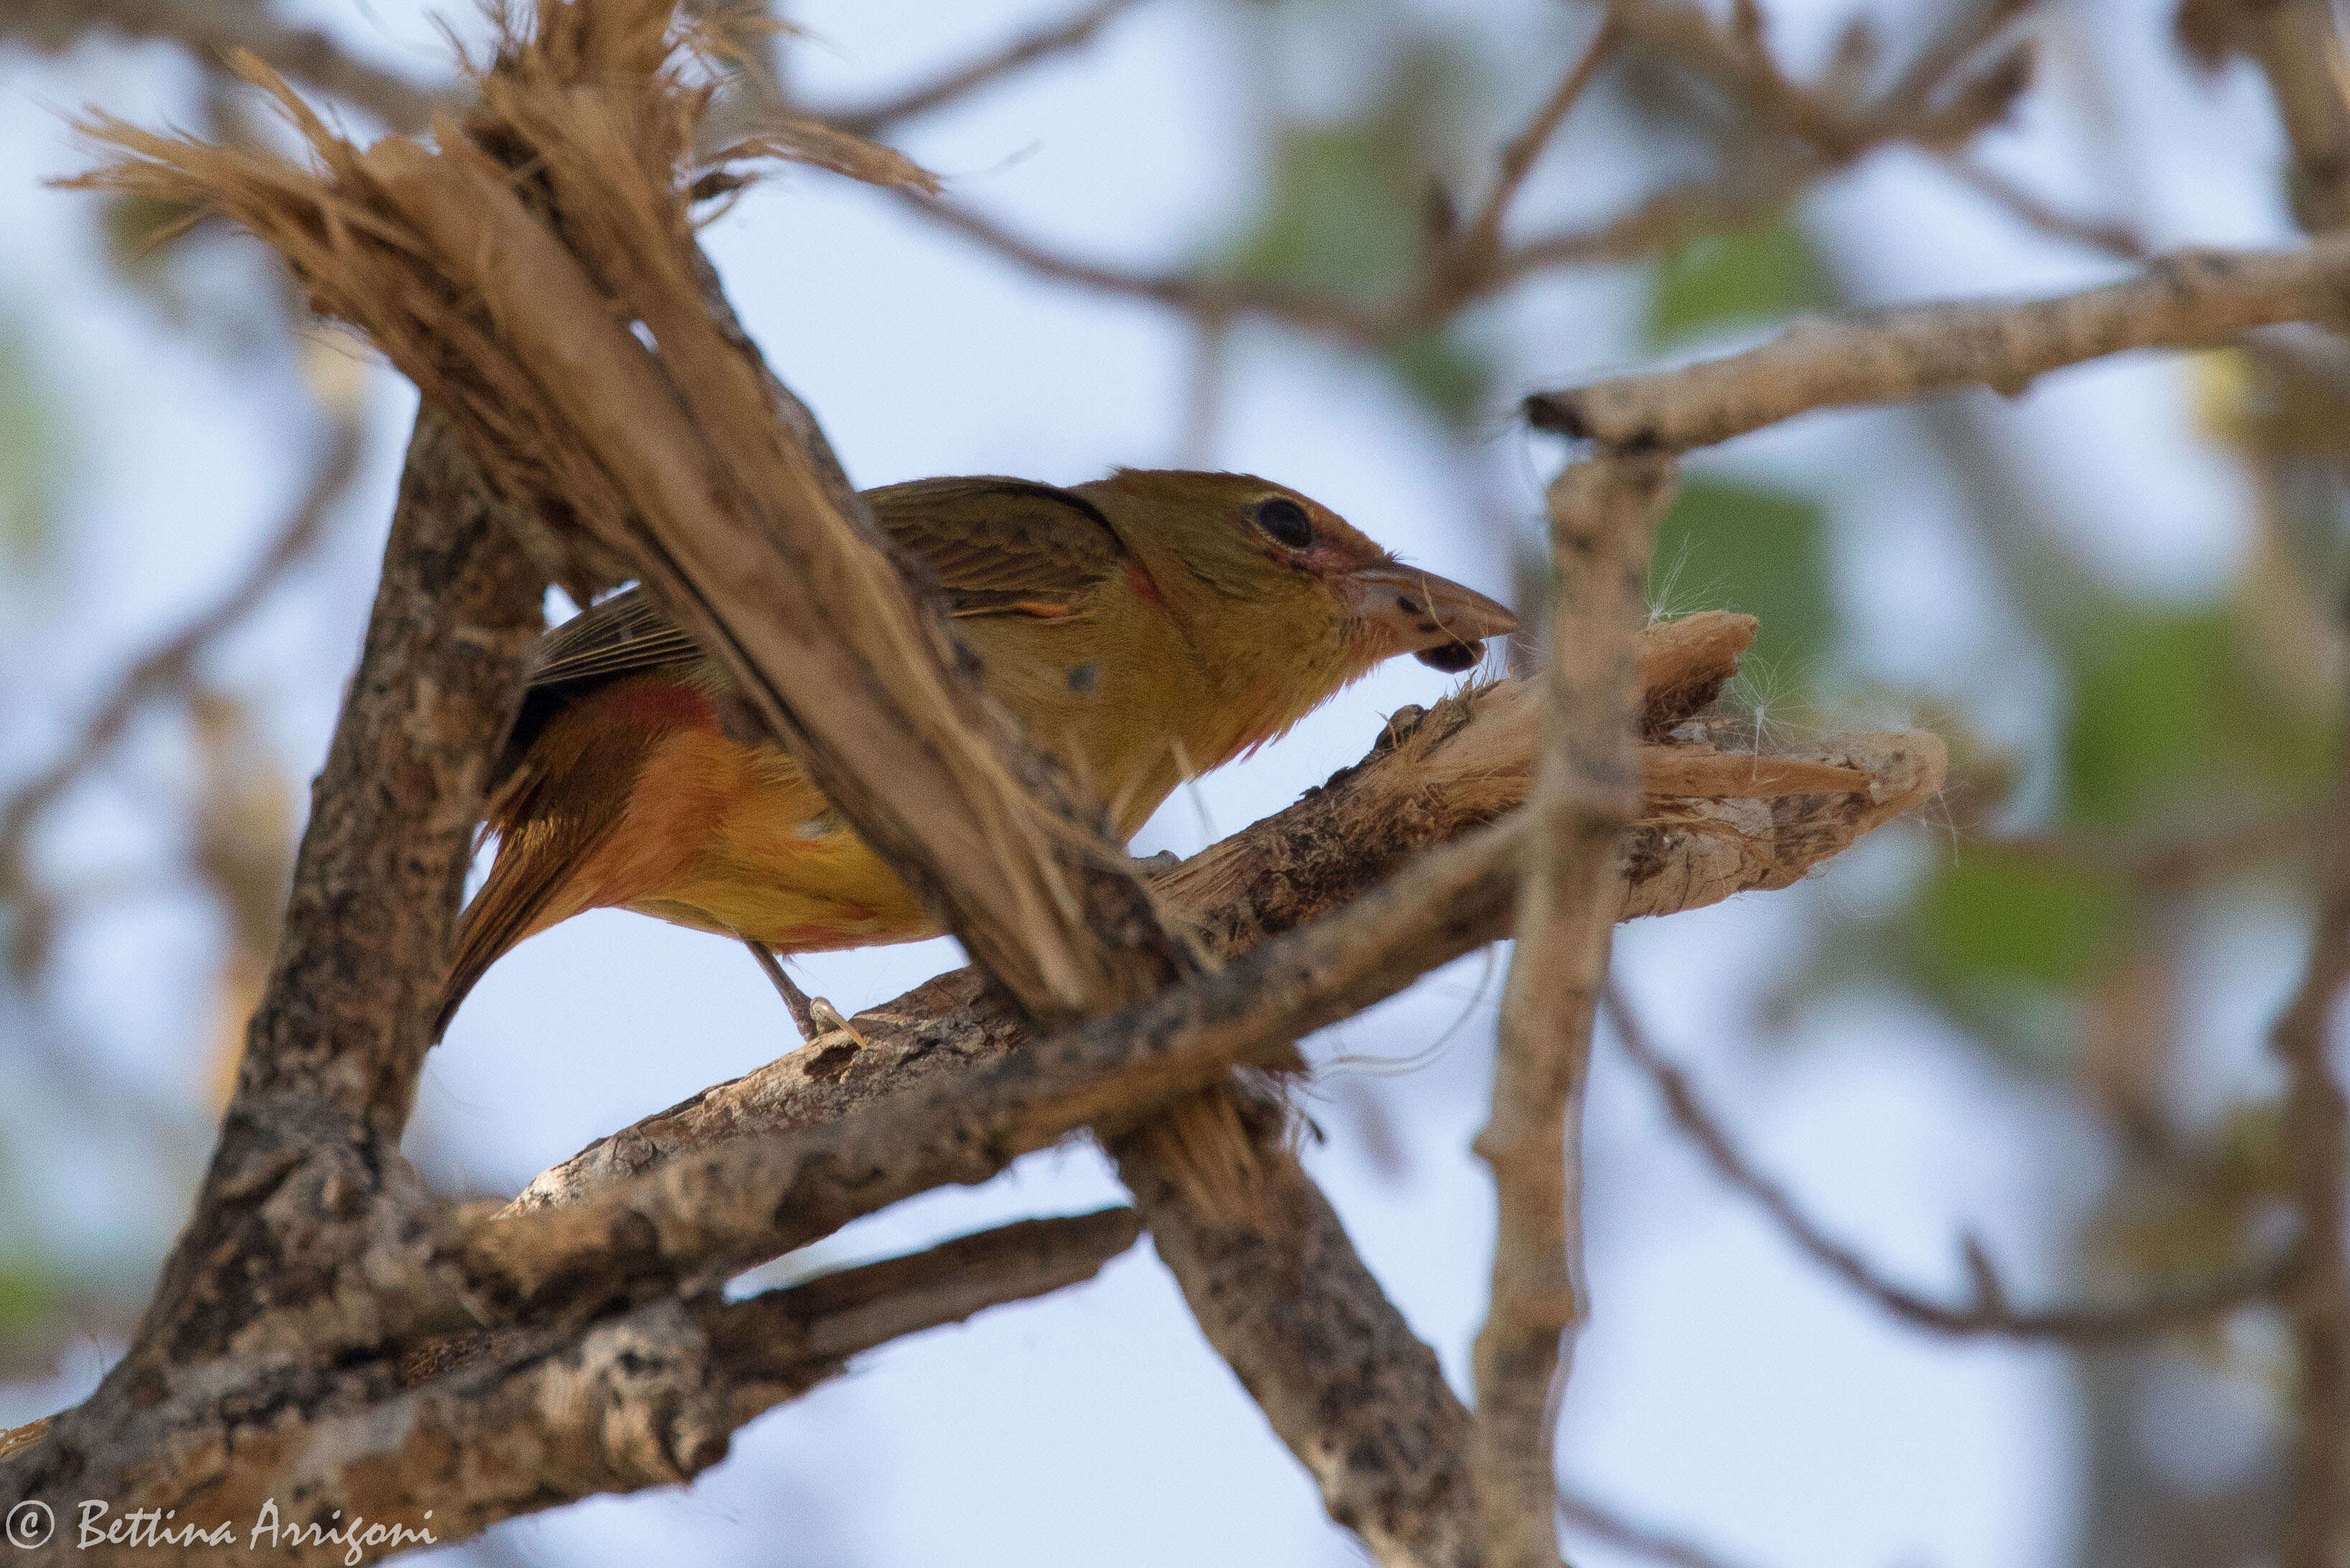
[805,997,869,1051]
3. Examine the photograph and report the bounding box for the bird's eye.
[1251,496,1315,550]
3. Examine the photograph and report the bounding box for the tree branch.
[0,406,550,1541]
[1526,237,2350,450]
[1435,17,1622,309]
[1119,1130,1487,1567]
[1604,984,2289,1344]
[0,401,364,905]
[819,0,1152,137]
[2269,684,2350,1568]
[1472,456,1674,1568]
[222,1209,1140,1557]
[507,613,1937,1219]
[6,0,441,130]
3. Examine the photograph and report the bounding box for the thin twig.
[1603,984,2288,1344]
[898,192,1387,344]
[820,0,1151,136]
[6,0,441,130]
[1556,1488,1769,1568]
[0,404,365,894]
[1472,455,1675,1568]
[2269,681,2350,1568]
[1939,155,2148,260]
[1444,18,1623,289]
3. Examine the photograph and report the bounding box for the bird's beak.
[1339,562,1521,673]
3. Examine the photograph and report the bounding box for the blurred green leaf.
[0,1257,60,1341]
[1383,329,1489,428]
[0,315,60,564]
[1648,477,1837,676]
[1648,217,1832,348]
[1223,37,1491,423]
[1913,846,2130,994]
[1233,123,1424,304]
[2062,604,2332,827]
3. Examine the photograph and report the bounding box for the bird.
[433,469,1518,1034]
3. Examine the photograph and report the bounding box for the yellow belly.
[614,725,934,953]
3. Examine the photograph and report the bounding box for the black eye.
[1252,496,1315,550]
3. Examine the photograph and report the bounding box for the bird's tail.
[432,731,633,1038]
[433,818,581,1039]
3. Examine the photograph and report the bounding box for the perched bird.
[435,469,1518,1033]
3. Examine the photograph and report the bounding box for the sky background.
[0,0,2329,1563]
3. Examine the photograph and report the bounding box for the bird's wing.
[867,476,1125,620]
[526,588,700,690]
[521,477,1124,697]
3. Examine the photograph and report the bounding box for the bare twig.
[820,0,1150,136]
[0,404,363,896]
[900,192,1386,344]
[2269,692,2350,1568]
[1527,237,2350,450]
[1939,154,2148,260]
[2181,0,2350,231]
[1440,18,1622,301]
[1493,154,1811,287]
[1604,985,2288,1343]
[6,0,441,130]
[1556,1488,1769,1568]
[1473,456,1675,1568]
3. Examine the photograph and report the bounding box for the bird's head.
[1076,469,1521,681]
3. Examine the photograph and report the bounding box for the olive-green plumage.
[436,469,1516,1032]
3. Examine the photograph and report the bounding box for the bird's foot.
[804,996,870,1051]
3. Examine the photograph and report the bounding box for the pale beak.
[1340,561,1521,673]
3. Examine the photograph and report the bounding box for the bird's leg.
[737,936,868,1051]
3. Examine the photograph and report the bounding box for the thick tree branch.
[165,1210,1139,1562]
[1120,1130,1487,1567]
[0,408,549,1544]
[507,614,1935,1218]
[1473,456,1674,1568]
[1526,238,2350,450]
